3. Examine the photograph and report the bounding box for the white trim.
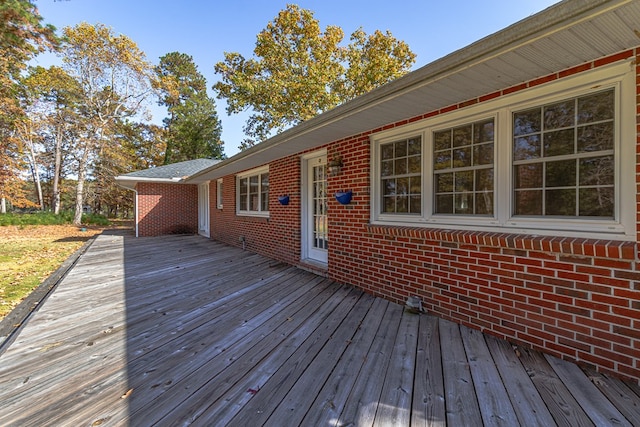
[370,61,635,241]
[198,182,210,238]
[301,150,328,265]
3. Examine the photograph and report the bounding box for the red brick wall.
[210,49,640,381]
[210,155,305,268]
[137,182,198,236]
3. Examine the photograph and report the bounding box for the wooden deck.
[0,232,639,426]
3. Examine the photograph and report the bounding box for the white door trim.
[301,150,328,265]
[198,182,210,238]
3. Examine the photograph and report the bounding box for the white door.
[302,153,328,264]
[198,182,210,238]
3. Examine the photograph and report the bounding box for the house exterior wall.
[210,48,640,381]
[137,182,198,237]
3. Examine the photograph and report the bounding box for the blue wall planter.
[278,195,290,205]
[335,190,352,205]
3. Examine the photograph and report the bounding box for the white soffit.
[190,0,640,183]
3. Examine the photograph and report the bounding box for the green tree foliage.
[0,0,57,210]
[214,4,416,149]
[61,23,154,224]
[20,65,81,213]
[156,52,224,163]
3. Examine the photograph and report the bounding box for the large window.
[237,167,269,216]
[370,62,634,240]
[380,137,422,214]
[433,119,494,215]
[513,89,614,217]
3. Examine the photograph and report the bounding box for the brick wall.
[210,155,305,268]
[137,182,198,236]
[210,48,640,381]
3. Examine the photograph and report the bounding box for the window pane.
[454,193,473,214]
[544,100,575,129]
[546,159,576,188]
[476,169,493,192]
[408,137,421,155]
[475,192,493,215]
[249,175,259,211]
[395,140,407,157]
[514,108,541,136]
[578,90,614,124]
[410,195,421,214]
[453,126,471,147]
[239,178,248,211]
[383,179,395,196]
[395,157,407,175]
[435,173,453,193]
[383,196,395,213]
[396,196,408,213]
[434,150,451,170]
[453,147,471,167]
[435,194,453,214]
[544,129,574,157]
[578,122,613,152]
[455,170,473,192]
[514,164,542,189]
[408,155,421,173]
[473,142,493,166]
[381,143,394,160]
[579,187,614,217]
[434,131,451,150]
[474,119,494,143]
[381,160,393,177]
[514,135,541,161]
[579,156,614,186]
[514,190,542,215]
[546,189,576,215]
[260,173,269,212]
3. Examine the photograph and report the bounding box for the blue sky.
[33,0,560,157]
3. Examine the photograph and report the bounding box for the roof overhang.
[115,176,187,190]
[189,0,640,182]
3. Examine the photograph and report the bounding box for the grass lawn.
[0,225,105,321]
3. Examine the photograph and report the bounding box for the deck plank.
[0,233,638,426]
[372,310,420,426]
[411,314,446,427]
[484,334,556,426]
[300,298,390,426]
[461,326,520,426]
[584,369,640,426]
[545,354,632,426]
[335,301,404,426]
[517,346,594,427]
[440,319,482,426]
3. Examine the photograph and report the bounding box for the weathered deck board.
[0,232,639,426]
[461,327,520,426]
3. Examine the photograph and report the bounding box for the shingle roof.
[123,158,220,179]
[116,159,221,189]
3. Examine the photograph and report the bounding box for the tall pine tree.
[156,52,223,164]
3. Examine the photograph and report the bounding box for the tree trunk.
[26,141,44,211]
[1,197,6,214]
[73,144,90,226]
[52,128,63,214]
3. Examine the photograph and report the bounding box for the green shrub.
[0,211,110,226]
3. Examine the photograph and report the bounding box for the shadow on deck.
[0,233,639,426]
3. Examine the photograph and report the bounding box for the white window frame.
[236,166,269,217]
[216,178,223,209]
[370,61,635,241]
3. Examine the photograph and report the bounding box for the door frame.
[301,149,328,265]
[198,181,210,238]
